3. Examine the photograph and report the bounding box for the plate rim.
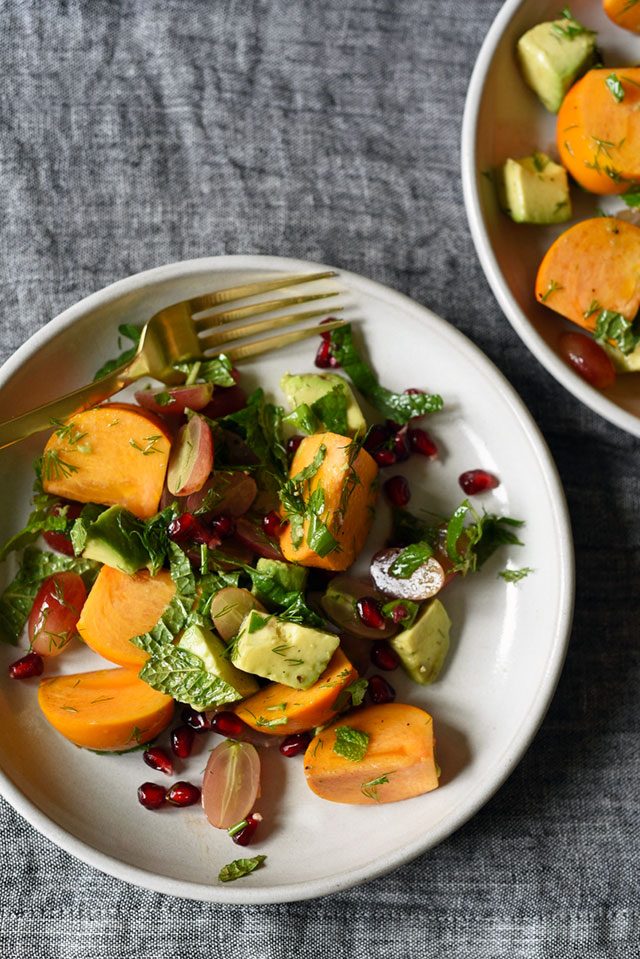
[460,0,640,439]
[0,253,575,903]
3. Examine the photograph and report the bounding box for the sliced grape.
[28,572,87,657]
[135,383,214,416]
[167,414,214,496]
[210,587,266,642]
[202,740,261,829]
[370,548,445,601]
[321,575,398,639]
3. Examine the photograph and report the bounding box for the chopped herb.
[361,774,391,801]
[310,386,349,435]
[380,598,419,629]
[94,324,142,381]
[173,354,235,388]
[594,309,640,356]
[129,435,163,456]
[41,450,79,481]
[139,645,243,710]
[499,566,534,583]
[584,299,601,320]
[227,819,249,838]
[605,73,625,103]
[333,725,369,762]
[446,500,524,574]
[248,613,271,634]
[551,8,595,41]
[50,419,88,446]
[389,541,434,578]
[540,279,563,304]
[622,184,640,208]
[0,492,68,562]
[329,324,443,424]
[218,855,266,883]
[532,151,549,172]
[153,391,175,407]
[332,678,369,713]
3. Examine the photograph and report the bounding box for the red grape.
[559,332,616,390]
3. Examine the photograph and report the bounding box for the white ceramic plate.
[0,255,573,903]
[462,0,640,437]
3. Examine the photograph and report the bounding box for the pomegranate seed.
[170,724,195,758]
[181,706,212,733]
[459,469,499,495]
[168,513,208,543]
[287,435,303,458]
[370,640,400,671]
[390,604,409,623]
[315,339,332,368]
[363,424,392,455]
[384,475,411,507]
[319,316,338,339]
[262,510,284,538]
[211,711,246,739]
[137,782,167,810]
[356,597,386,630]
[408,427,438,458]
[558,331,616,390]
[210,514,235,539]
[393,427,410,462]
[166,781,201,807]
[143,746,174,776]
[230,812,262,846]
[404,387,425,395]
[279,732,311,757]
[367,674,396,705]
[8,652,44,680]
[374,448,397,467]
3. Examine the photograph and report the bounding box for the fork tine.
[206,319,347,363]
[189,271,337,314]
[193,290,340,332]
[198,306,344,350]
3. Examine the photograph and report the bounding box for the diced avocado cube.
[517,17,597,113]
[280,372,366,437]
[76,505,149,574]
[390,599,451,685]
[232,610,339,689]
[602,340,640,373]
[178,624,259,708]
[252,558,308,605]
[497,154,571,225]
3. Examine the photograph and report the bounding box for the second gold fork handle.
[0,356,148,452]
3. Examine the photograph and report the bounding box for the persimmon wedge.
[279,432,378,571]
[77,566,175,668]
[38,667,174,751]
[557,68,640,195]
[233,647,358,735]
[304,703,439,805]
[42,404,172,519]
[536,217,640,330]
[603,0,640,34]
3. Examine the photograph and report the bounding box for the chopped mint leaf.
[310,386,349,435]
[0,492,68,562]
[221,389,288,489]
[332,678,369,713]
[247,612,271,633]
[389,541,434,578]
[622,184,640,208]
[139,645,242,710]
[381,598,419,629]
[94,324,142,381]
[282,403,319,435]
[605,73,625,103]
[551,8,595,41]
[329,324,443,424]
[218,855,266,882]
[154,391,175,407]
[499,566,534,583]
[446,501,524,574]
[333,725,369,762]
[594,309,640,356]
[173,354,235,387]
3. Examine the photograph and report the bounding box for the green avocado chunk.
[75,505,149,574]
[280,372,366,437]
[177,624,259,708]
[390,598,451,685]
[232,609,339,689]
[602,340,640,373]
[517,16,597,114]
[497,153,571,225]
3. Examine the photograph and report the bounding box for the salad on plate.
[0,317,525,882]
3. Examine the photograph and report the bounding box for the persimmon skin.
[603,0,640,34]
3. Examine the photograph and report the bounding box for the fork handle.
[0,357,147,451]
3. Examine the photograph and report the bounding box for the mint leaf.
[389,541,434,578]
[94,324,142,381]
[499,566,534,583]
[605,73,625,103]
[277,593,333,631]
[0,547,98,644]
[282,404,319,435]
[594,309,640,356]
[622,184,640,208]
[381,598,419,629]
[332,677,369,713]
[221,389,288,488]
[0,493,68,562]
[139,645,242,709]
[311,386,349,435]
[329,324,443,424]
[446,502,524,574]
[333,725,369,762]
[218,855,267,883]
[173,354,235,387]
[130,542,195,655]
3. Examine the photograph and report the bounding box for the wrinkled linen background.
[0,1,638,956]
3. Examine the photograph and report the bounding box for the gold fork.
[0,271,347,451]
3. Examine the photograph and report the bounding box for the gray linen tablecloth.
[1,1,638,956]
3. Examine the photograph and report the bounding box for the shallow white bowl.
[462,0,640,436]
[0,255,573,902]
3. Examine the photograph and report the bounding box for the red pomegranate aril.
[262,510,284,539]
[363,424,391,454]
[211,711,246,739]
[210,514,235,540]
[314,339,333,368]
[367,674,396,705]
[384,475,411,508]
[170,724,195,759]
[8,652,44,680]
[374,448,397,468]
[390,604,409,623]
[181,706,212,733]
[370,640,400,671]
[558,331,617,390]
[143,747,174,776]
[404,387,425,395]
[319,316,338,339]
[230,812,262,846]
[137,782,167,810]
[166,781,201,807]
[168,513,200,542]
[393,427,410,463]
[279,732,311,757]
[459,469,499,495]
[287,435,303,458]
[408,427,438,459]
[356,596,386,630]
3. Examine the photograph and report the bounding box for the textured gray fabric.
[0,0,639,956]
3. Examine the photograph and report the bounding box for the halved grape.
[167,414,214,496]
[210,587,266,642]
[202,739,261,829]
[370,548,445,601]
[28,572,87,657]
[135,383,214,416]
[321,576,398,639]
